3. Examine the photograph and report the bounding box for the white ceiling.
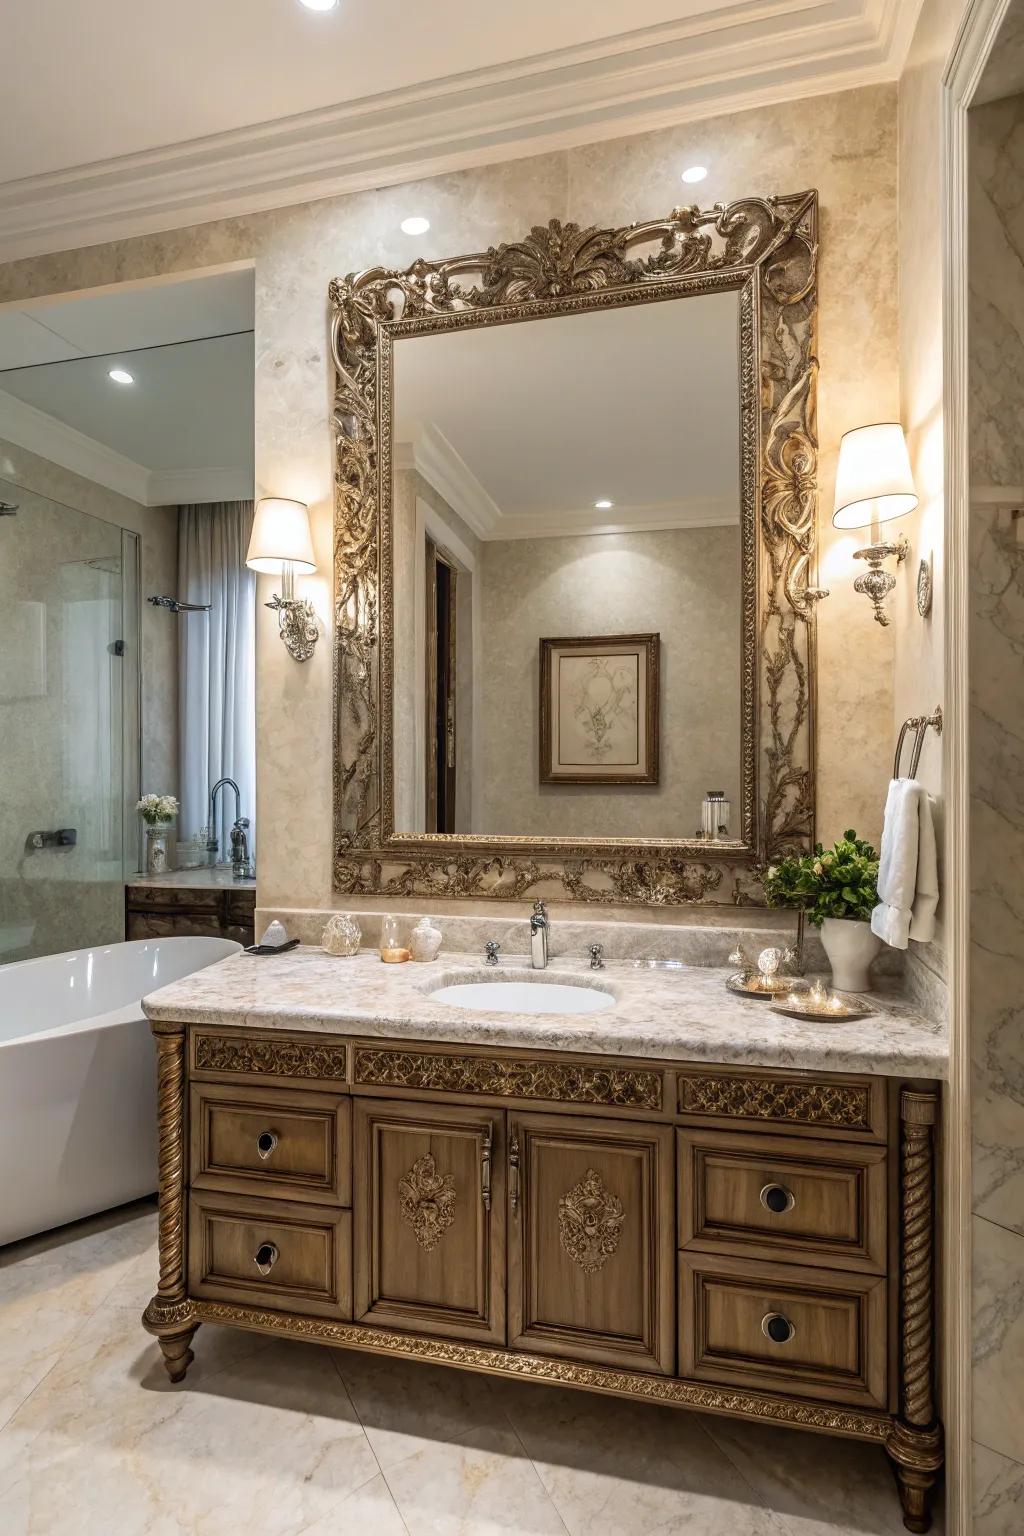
[0,0,922,262]
[0,270,255,505]
[394,291,740,538]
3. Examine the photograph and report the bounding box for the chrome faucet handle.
[484,940,501,966]
[588,944,605,970]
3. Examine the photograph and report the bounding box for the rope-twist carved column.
[154,1023,186,1300]
[886,1088,943,1534]
[142,1020,197,1380]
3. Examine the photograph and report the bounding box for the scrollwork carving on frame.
[330,192,820,906]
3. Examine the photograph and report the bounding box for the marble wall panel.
[968,85,1024,1514]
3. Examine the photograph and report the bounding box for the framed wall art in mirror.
[330,191,824,907]
[539,634,660,788]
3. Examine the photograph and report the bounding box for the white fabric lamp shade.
[246,497,316,573]
[832,422,918,530]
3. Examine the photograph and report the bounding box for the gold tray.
[726,971,804,999]
[770,991,876,1022]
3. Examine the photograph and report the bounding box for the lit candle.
[827,993,844,1013]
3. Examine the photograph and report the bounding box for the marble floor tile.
[0,1198,156,1432]
[698,1412,921,1535]
[491,1376,790,1536]
[381,1420,571,1536]
[0,1204,929,1536]
[332,1347,515,1472]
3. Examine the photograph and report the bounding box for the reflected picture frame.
[539,633,660,786]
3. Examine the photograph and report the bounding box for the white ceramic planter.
[820,917,882,993]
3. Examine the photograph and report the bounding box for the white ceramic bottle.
[409,916,443,962]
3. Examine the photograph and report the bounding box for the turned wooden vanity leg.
[142,1019,199,1383]
[886,1088,943,1533]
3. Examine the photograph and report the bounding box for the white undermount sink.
[430,978,614,1016]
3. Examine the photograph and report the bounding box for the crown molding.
[0,0,909,264]
[0,389,150,503]
[148,466,255,506]
[397,424,502,540]
[0,389,252,507]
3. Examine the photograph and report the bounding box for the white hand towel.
[871,779,939,949]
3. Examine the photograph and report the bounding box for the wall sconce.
[833,423,918,626]
[246,497,319,662]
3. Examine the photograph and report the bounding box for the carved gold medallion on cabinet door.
[558,1168,625,1274]
[399,1154,456,1252]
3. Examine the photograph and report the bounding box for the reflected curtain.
[177,502,256,861]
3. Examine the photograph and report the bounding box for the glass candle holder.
[379,914,410,963]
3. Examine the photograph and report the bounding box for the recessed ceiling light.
[298,0,339,10]
[681,165,708,184]
[594,499,614,510]
[108,368,134,385]
[401,216,431,236]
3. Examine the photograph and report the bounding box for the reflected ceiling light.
[401,216,430,235]
[298,0,339,10]
[594,499,614,510]
[681,166,708,184]
[108,368,134,384]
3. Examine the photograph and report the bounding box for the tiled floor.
[0,1200,937,1536]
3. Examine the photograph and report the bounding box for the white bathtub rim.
[1,935,240,1047]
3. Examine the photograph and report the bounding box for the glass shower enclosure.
[0,477,140,962]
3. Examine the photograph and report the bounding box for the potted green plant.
[761,831,882,992]
[137,793,179,876]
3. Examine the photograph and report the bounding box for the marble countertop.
[127,868,256,891]
[142,946,947,1079]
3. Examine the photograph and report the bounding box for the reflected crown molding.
[1,0,912,263]
[398,419,739,540]
[0,388,251,507]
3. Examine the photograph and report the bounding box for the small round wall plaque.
[917,556,933,617]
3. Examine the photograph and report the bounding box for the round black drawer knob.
[759,1183,795,1215]
[256,1130,279,1160]
[253,1242,279,1275]
[761,1312,795,1344]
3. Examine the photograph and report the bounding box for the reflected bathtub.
[0,935,239,1246]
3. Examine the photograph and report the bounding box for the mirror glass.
[391,290,744,841]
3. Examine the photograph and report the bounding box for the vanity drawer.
[188,1191,352,1318]
[679,1254,887,1408]
[190,1084,351,1205]
[676,1068,887,1143]
[678,1130,887,1273]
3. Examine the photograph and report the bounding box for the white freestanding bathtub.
[0,935,240,1246]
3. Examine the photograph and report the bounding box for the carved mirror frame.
[330,190,822,907]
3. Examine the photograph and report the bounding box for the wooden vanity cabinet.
[146,1029,944,1534]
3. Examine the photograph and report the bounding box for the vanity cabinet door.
[352,1099,505,1345]
[508,1112,675,1374]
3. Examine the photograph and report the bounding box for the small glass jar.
[379,914,410,963]
[701,790,731,840]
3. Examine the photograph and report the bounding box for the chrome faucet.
[209,777,253,880]
[530,900,549,969]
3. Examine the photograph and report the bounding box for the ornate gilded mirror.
[330,192,822,907]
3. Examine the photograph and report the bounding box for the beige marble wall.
[0,437,178,958]
[477,526,741,837]
[967,89,1024,1531]
[0,82,899,913]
